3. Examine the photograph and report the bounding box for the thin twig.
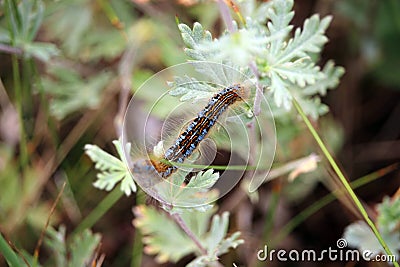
[34,182,66,260]
[0,232,31,267]
[248,61,263,116]
[271,163,398,246]
[0,44,22,55]
[170,213,207,255]
[217,0,235,33]
[3,83,119,233]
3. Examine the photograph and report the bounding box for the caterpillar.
[135,83,247,178]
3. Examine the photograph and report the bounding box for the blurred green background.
[0,0,399,266]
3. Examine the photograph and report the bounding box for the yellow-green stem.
[292,98,398,266]
[72,188,124,235]
[272,164,396,246]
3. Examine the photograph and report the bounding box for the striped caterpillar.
[134,83,247,178]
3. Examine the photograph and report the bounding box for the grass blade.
[293,98,399,267]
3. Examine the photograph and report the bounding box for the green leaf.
[41,67,111,119]
[69,229,101,267]
[187,212,244,267]
[343,221,400,259]
[45,226,67,267]
[23,42,59,62]
[271,58,322,88]
[343,196,400,260]
[254,0,342,116]
[179,22,212,61]
[180,206,217,238]
[168,75,215,102]
[264,11,334,111]
[377,197,400,233]
[30,1,45,41]
[177,22,254,86]
[266,0,294,57]
[197,28,268,66]
[45,2,93,56]
[134,206,243,266]
[133,205,196,263]
[303,60,345,96]
[81,29,126,61]
[85,140,137,196]
[268,60,343,117]
[186,169,219,189]
[176,1,339,117]
[252,1,275,24]
[206,212,229,254]
[45,226,101,267]
[269,71,292,110]
[5,0,45,42]
[296,96,329,120]
[155,169,219,211]
[1,0,60,61]
[274,15,332,64]
[0,232,28,267]
[179,22,212,52]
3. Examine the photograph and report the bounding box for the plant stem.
[131,191,145,267]
[160,158,266,171]
[271,164,397,246]
[97,0,125,30]
[33,182,66,264]
[171,212,207,255]
[0,44,22,55]
[4,0,28,168]
[0,233,21,267]
[262,185,280,240]
[248,61,263,116]
[73,188,124,235]
[292,98,399,267]
[217,0,235,33]
[11,54,28,168]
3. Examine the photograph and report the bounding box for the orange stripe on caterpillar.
[152,83,247,177]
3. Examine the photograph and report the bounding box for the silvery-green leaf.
[271,58,322,87]
[269,71,292,110]
[377,197,400,233]
[266,0,294,57]
[275,15,332,64]
[85,140,136,196]
[343,221,400,259]
[303,60,345,96]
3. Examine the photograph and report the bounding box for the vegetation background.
[0,0,399,266]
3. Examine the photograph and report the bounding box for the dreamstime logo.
[257,238,398,263]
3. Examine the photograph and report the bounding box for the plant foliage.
[0,0,59,61]
[174,0,344,119]
[41,67,112,119]
[133,205,243,266]
[85,139,137,196]
[343,197,400,258]
[45,225,102,267]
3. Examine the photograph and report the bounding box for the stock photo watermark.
[257,238,398,263]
